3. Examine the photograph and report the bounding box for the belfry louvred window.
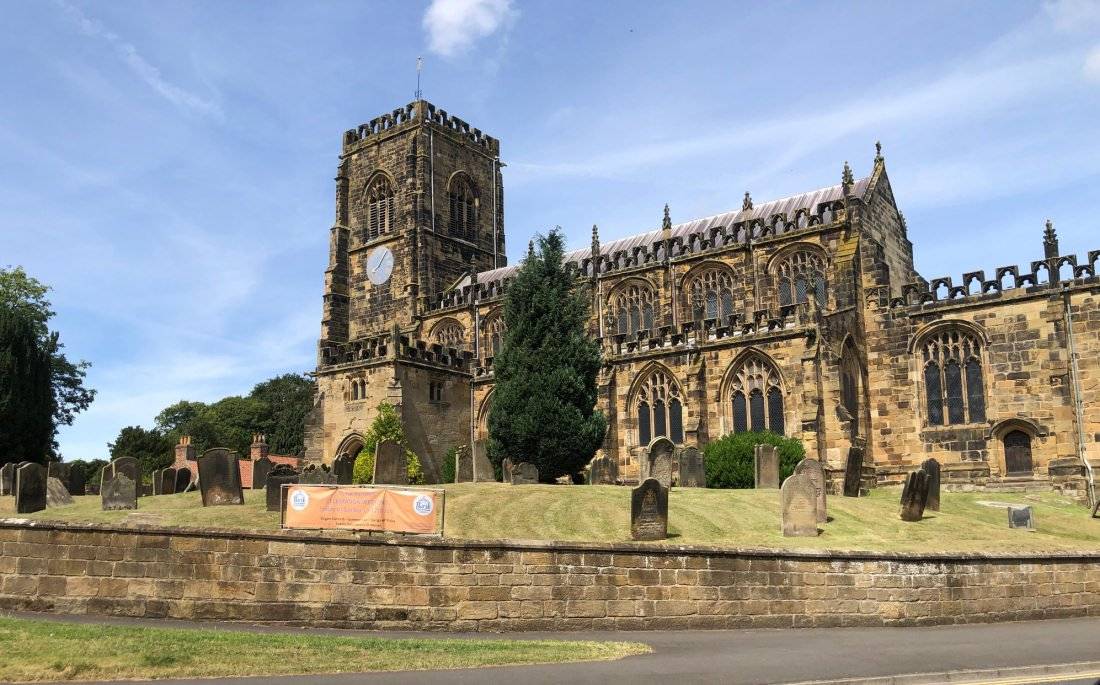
[920,327,986,426]
[728,354,784,436]
[364,175,395,241]
[777,251,827,309]
[448,175,478,241]
[635,369,684,445]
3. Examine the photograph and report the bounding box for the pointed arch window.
[727,353,785,435]
[448,174,478,242]
[482,314,506,359]
[634,369,685,445]
[919,327,986,426]
[432,321,467,350]
[686,268,737,323]
[777,251,827,309]
[840,341,861,438]
[611,282,657,336]
[363,174,395,241]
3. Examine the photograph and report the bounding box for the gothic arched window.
[634,368,685,445]
[432,320,466,350]
[777,250,827,309]
[610,282,656,336]
[363,174,395,241]
[840,341,861,437]
[482,313,505,359]
[686,267,737,323]
[919,326,986,426]
[727,353,785,435]
[448,174,478,242]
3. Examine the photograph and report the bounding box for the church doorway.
[1003,430,1033,475]
[335,434,365,467]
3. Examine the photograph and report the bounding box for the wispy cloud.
[55,0,222,119]
[423,0,515,58]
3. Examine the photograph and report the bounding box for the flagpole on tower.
[415,56,423,101]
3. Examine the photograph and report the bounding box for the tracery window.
[686,268,737,323]
[777,251,827,309]
[611,282,656,336]
[728,354,784,435]
[840,341,861,437]
[432,321,466,350]
[448,174,478,242]
[919,327,986,426]
[482,314,506,358]
[363,174,395,241]
[635,368,685,445]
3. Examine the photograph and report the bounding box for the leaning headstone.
[843,446,864,497]
[921,458,941,512]
[1,462,14,496]
[15,463,47,514]
[101,473,137,511]
[472,440,494,482]
[646,437,675,489]
[101,456,140,495]
[630,478,668,541]
[754,444,780,489]
[588,454,618,485]
[899,469,929,522]
[197,448,244,506]
[373,440,408,485]
[677,446,705,487]
[332,452,355,485]
[455,445,473,483]
[793,458,827,523]
[46,477,73,507]
[174,466,192,493]
[1008,505,1035,530]
[510,462,538,485]
[780,473,819,537]
[299,463,336,484]
[266,464,299,513]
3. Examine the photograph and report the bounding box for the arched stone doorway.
[334,434,365,467]
[1003,430,1033,475]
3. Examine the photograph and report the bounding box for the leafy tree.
[248,373,315,455]
[154,400,208,437]
[189,396,268,458]
[108,426,173,475]
[487,230,606,482]
[703,430,805,489]
[0,306,54,463]
[351,402,423,485]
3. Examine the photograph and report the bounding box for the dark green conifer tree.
[0,306,54,463]
[488,229,606,481]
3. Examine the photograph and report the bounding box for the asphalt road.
[11,611,1100,685]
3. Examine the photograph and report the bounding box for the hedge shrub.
[440,446,457,484]
[703,431,805,489]
[351,402,424,485]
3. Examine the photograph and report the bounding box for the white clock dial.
[367,247,394,286]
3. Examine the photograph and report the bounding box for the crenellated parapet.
[319,331,473,372]
[341,100,500,155]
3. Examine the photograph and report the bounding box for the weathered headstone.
[899,469,929,522]
[588,454,618,485]
[646,437,675,489]
[152,468,165,495]
[1008,505,1035,530]
[332,452,355,485]
[510,462,539,485]
[161,467,177,495]
[197,448,244,506]
[754,444,780,489]
[46,477,73,507]
[67,467,86,496]
[630,478,668,541]
[781,473,819,537]
[299,463,336,484]
[266,464,299,513]
[455,445,473,483]
[793,458,827,523]
[921,458,941,512]
[251,455,274,489]
[15,463,47,514]
[472,440,494,482]
[174,466,192,493]
[101,473,137,511]
[843,446,864,497]
[501,458,514,483]
[47,462,72,491]
[101,456,140,495]
[373,440,408,485]
[1,463,14,496]
[677,446,705,487]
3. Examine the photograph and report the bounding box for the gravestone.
[332,452,355,485]
[588,454,618,485]
[843,446,864,497]
[101,472,137,511]
[793,458,828,523]
[1008,505,1035,530]
[47,462,72,492]
[630,478,668,541]
[15,463,47,514]
[1,463,14,495]
[455,445,473,483]
[46,477,73,507]
[373,440,408,485]
[266,464,299,513]
[754,444,780,489]
[67,467,86,496]
[472,440,494,482]
[780,473,819,537]
[299,464,336,484]
[197,448,244,506]
[677,446,705,488]
[101,456,140,495]
[510,462,538,485]
[152,468,165,495]
[921,458,941,512]
[501,458,514,483]
[174,466,192,493]
[899,469,929,522]
[646,437,675,489]
[252,456,274,489]
[161,467,177,495]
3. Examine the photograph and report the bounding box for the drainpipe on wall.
[1063,286,1095,508]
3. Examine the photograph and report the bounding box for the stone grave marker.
[754,444,780,489]
[1008,505,1035,530]
[161,467,177,495]
[510,462,538,485]
[266,464,299,513]
[455,445,473,483]
[899,469,929,522]
[101,472,137,511]
[332,452,355,485]
[0,463,14,495]
[793,458,827,523]
[588,454,618,485]
[102,456,140,495]
[66,467,86,497]
[15,463,47,514]
[630,478,668,541]
[174,466,192,493]
[921,458,941,512]
[152,468,165,495]
[677,446,705,488]
[373,440,408,485]
[843,446,864,497]
[251,456,274,489]
[46,477,73,507]
[197,448,244,506]
[299,464,336,484]
[472,440,494,482]
[501,458,514,483]
[780,473,819,537]
[646,437,675,489]
[47,462,71,491]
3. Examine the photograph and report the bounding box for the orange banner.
[281,485,443,535]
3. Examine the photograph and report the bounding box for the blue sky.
[2,0,1098,459]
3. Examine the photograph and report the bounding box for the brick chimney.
[175,435,196,464]
[250,433,269,461]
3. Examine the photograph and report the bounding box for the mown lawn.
[0,615,648,682]
[3,484,1099,553]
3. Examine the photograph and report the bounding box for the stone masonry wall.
[3,520,1100,631]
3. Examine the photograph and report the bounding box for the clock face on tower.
[366,246,394,286]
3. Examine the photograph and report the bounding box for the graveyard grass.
[4,485,1100,553]
[0,615,649,681]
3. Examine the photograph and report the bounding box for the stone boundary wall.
[2,519,1099,631]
